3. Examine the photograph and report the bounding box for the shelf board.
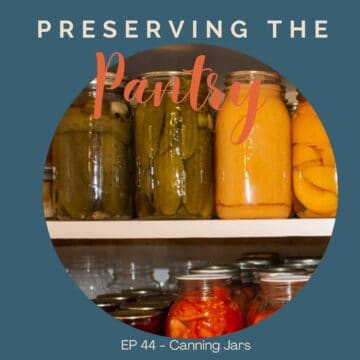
[47,219,335,239]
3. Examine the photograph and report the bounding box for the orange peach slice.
[317,145,336,166]
[293,169,338,214]
[302,166,338,193]
[293,144,321,167]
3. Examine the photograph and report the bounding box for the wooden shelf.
[47,219,335,239]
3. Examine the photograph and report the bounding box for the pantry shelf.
[47,219,335,239]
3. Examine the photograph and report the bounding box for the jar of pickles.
[52,73,134,220]
[166,275,245,338]
[216,71,292,219]
[134,71,214,219]
[190,265,248,319]
[292,95,338,217]
[249,274,310,325]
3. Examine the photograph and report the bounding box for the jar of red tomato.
[190,265,248,320]
[250,274,310,326]
[166,275,245,338]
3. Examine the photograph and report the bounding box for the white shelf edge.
[47,219,335,239]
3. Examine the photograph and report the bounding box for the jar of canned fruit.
[166,275,245,338]
[52,73,134,220]
[134,71,214,219]
[292,94,338,217]
[216,71,292,219]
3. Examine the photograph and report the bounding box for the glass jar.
[250,274,310,325]
[68,256,112,299]
[190,265,248,320]
[166,275,245,338]
[108,263,161,293]
[112,310,164,335]
[292,95,338,217]
[216,70,292,219]
[52,73,134,220]
[283,257,321,271]
[43,166,55,219]
[163,260,208,294]
[246,267,307,325]
[134,71,214,219]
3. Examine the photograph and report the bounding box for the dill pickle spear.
[154,149,182,216]
[181,103,198,160]
[184,127,214,217]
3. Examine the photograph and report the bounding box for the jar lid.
[120,289,163,298]
[283,257,321,267]
[111,310,162,321]
[260,274,311,283]
[89,72,129,88]
[92,299,122,311]
[233,258,274,269]
[177,274,232,281]
[255,267,307,283]
[190,265,241,276]
[96,293,134,302]
[121,299,172,311]
[237,252,280,263]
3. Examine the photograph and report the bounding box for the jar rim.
[89,72,129,88]
[225,70,280,89]
[138,70,192,80]
[177,274,232,281]
[111,310,161,320]
[260,274,310,283]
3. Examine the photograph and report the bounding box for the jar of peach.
[216,71,292,219]
[292,95,338,217]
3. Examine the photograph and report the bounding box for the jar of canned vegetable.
[52,73,134,220]
[166,275,245,338]
[134,71,214,219]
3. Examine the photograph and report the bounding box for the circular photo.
[43,44,337,338]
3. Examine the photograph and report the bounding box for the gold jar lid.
[225,70,280,89]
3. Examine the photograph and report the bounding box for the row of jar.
[45,70,338,220]
[66,253,320,337]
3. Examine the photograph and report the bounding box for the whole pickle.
[181,103,198,160]
[154,149,183,216]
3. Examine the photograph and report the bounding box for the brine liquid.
[53,129,133,220]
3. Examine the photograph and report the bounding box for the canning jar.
[249,274,310,325]
[283,257,321,271]
[246,267,307,325]
[216,71,292,219]
[166,275,245,338]
[292,96,338,217]
[43,166,55,219]
[52,73,134,220]
[190,265,248,320]
[68,256,112,299]
[108,263,161,293]
[163,260,208,294]
[134,71,214,219]
[112,310,164,335]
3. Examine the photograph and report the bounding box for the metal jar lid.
[92,299,122,312]
[190,265,241,277]
[233,258,274,270]
[96,293,135,302]
[255,267,308,283]
[283,257,321,268]
[238,252,280,263]
[120,289,163,298]
[138,71,192,80]
[260,274,311,283]
[120,299,172,312]
[111,310,162,321]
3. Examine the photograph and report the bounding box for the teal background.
[1,0,359,358]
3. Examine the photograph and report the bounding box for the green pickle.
[52,74,134,220]
[135,72,214,219]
